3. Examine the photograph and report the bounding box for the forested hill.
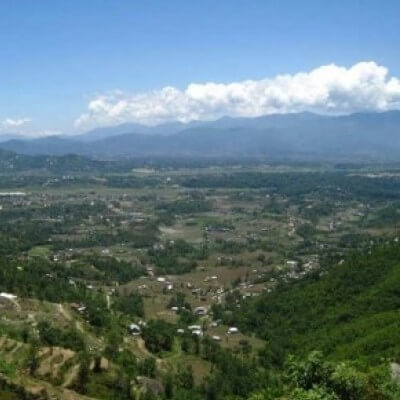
[0,148,111,173]
[230,240,400,366]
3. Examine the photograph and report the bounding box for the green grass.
[28,246,51,257]
[0,359,16,377]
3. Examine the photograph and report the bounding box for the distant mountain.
[72,120,206,141]
[1,136,83,156]
[1,111,400,161]
[0,133,30,143]
[73,112,323,142]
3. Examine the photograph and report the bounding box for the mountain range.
[1,111,400,161]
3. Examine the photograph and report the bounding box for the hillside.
[230,240,400,366]
[0,148,111,173]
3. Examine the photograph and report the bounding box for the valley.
[1,159,400,399]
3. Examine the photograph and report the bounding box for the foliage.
[230,241,400,366]
[113,292,144,317]
[37,321,85,352]
[142,319,176,353]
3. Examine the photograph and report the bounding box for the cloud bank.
[1,118,31,130]
[0,118,62,138]
[76,62,400,128]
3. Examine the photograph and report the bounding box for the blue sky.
[1,0,400,135]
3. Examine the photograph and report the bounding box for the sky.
[1,0,400,136]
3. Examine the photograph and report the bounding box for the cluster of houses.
[271,256,320,283]
[126,317,239,340]
[179,324,239,339]
[156,277,174,291]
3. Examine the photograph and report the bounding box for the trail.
[135,338,167,371]
[58,303,85,334]
[58,303,72,321]
[62,363,80,388]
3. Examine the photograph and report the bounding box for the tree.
[138,357,156,378]
[177,365,194,390]
[75,355,90,394]
[27,340,39,376]
[142,320,175,353]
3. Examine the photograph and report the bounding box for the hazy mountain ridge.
[1,111,400,160]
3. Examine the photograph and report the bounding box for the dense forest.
[226,240,400,367]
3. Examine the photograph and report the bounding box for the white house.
[129,323,142,336]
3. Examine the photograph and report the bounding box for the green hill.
[232,240,400,366]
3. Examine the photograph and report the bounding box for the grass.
[162,339,212,384]
[28,246,52,257]
[0,359,16,377]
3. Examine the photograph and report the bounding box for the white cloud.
[1,118,31,129]
[75,61,400,128]
[0,118,61,138]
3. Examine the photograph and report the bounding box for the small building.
[193,306,208,316]
[286,260,298,268]
[188,325,201,331]
[129,323,142,336]
[227,326,239,335]
[71,303,87,315]
[0,292,17,300]
[77,306,87,314]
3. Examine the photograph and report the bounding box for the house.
[0,292,17,300]
[193,306,208,316]
[129,323,141,336]
[0,292,18,310]
[71,303,87,315]
[286,260,298,268]
[188,325,201,331]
